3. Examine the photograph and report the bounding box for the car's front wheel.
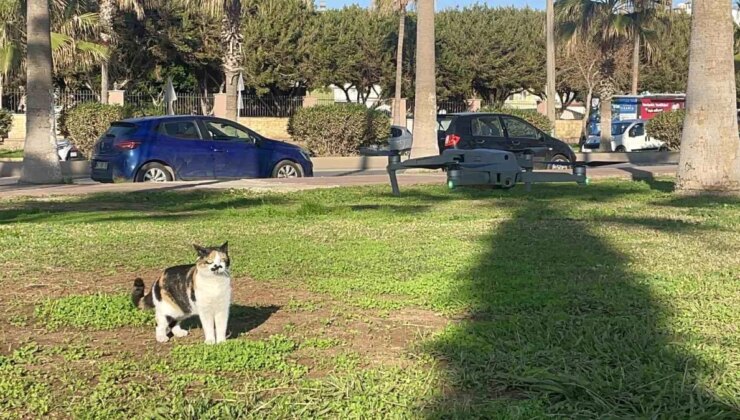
[547,154,571,170]
[272,160,304,178]
[615,145,627,152]
[136,163,173,183]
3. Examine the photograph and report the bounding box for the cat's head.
[193,242,230,275]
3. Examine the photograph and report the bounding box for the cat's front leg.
[200,311,216,344]
[214,306,229,343]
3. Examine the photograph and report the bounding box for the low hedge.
[0,108,12,139]
[480,106,553,134]
[62,103,125,159]
[645,110,685,150]
[288,104,390,156]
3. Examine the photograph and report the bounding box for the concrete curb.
[0,152,680,178]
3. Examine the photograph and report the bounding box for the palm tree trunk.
[677,0,740,192]
[631,35,640,95]
[99,0,115,104]
[580,88,593,146]
[393,6,406,126]
[20,0,63,184]
[101,62,109,104]
[410,0,438,158]
[0,74,4,109]
[222,0,243,121]
[598,81,614,152]
[546,0,556,127]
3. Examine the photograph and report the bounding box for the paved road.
[0,164,677,200]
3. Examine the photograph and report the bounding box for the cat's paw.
[204,338,216,345]
[156,333,170,343]
[172,327,189,338]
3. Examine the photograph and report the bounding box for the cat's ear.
[220,241,229,254]
[193,244,209,257]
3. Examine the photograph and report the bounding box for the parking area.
[0,164,677,199]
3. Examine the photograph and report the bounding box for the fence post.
[213,93,228,118]
[109,90,125,106]
[467,98,481,112]
[303,96,318,108]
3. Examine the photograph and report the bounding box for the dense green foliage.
[0,183,738,417]
[288,104,390,156]
[646,109,685,150]
[481,105,553,133]
[0,109,12,139]
[641,15,691,94]
[62,103,124,158]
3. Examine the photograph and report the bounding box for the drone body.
[362,145,588,196]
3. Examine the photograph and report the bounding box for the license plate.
[70,152,78,158]
[95,161,108,170]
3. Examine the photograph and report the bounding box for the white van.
[582,119,667,152]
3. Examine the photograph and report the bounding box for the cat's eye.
[206,260,213,264]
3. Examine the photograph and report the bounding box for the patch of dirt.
[0,270,451,374]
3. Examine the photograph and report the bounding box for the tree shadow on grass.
[180,304,280,340]
[0,191,290,225]
[424,197,736,418]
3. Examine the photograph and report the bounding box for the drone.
[360,135,588,196]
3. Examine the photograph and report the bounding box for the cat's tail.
[132,278,154,310]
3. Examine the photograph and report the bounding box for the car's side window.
[502,117,539,139]
[205,120,255,142]
[471,116,505,138]
[631,123,645,137]
[160,121,201,140]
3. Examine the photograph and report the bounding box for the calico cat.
[132,242,231,344]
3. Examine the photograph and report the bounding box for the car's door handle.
[212,148,225,152]
[511,139,520,145]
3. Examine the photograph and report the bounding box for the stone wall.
[1,115,293,149]
[554,119,583,142]
[238,117,291,141]
[0,114,26,149]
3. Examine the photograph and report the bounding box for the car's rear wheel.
[615,145,627,152]
[272,160,304,178]
[136,163,173,183]
[659,145,669,152]
[547,154,571,170]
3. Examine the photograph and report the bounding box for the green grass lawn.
[0,180,738,418]
[0,149,23,159]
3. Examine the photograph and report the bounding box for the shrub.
[122,104,166,118]
[480,105,553,133]
[646,109,685,150]
[0,109,12,140]
[63,103,125,159]
[288,104,391,156]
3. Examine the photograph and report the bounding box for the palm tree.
[98,0,143,103]
[375,0,411,126]
[1,0,108,105]
[676,0,740,192]
[21,0,63,184]
[557,0,639,151]
[182,0,242,120]
[0,0,24,109]
[410,0,437,158]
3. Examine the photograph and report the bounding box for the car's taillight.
[113,140,141,150]
[444,134,461,147]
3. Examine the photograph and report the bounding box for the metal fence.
[125,92,214,116]
[240,95,303,117]
[1,89,98,113]
[405,99,471,115]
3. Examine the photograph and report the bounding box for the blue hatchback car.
[90,116,313,183]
